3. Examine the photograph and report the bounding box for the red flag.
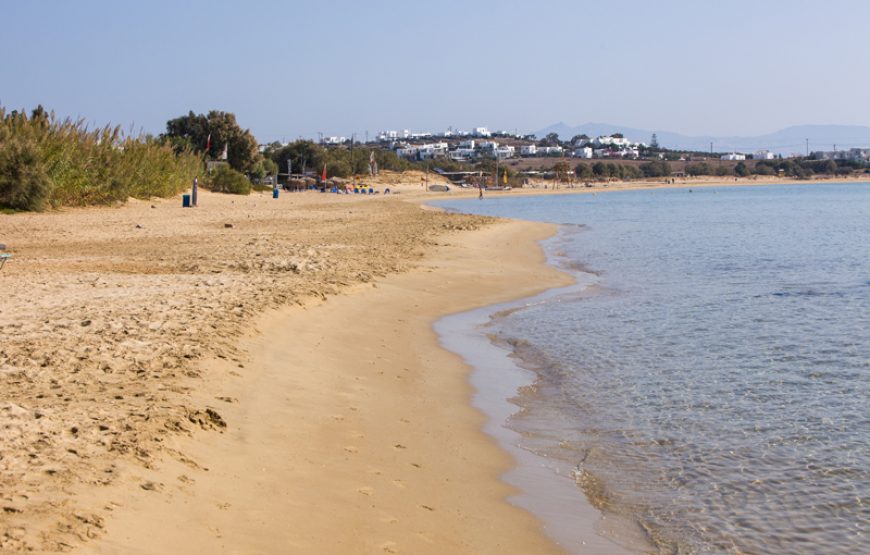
[321,163,327,182]
[205,133,212,152]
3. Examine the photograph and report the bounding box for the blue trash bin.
[273,188,279,199]
[182,194,191,208]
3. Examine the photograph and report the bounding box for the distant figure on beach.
[478,184,484,199]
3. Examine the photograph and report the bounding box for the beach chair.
[0,253,11,271]
[368,187,374,194]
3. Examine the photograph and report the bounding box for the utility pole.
[806,138,809,157]
[318,132,323,144]
[350,133,355,187]
[494,144,499,189]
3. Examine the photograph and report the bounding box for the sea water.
[433,183,870,554]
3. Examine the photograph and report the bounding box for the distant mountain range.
[535,122,870,155]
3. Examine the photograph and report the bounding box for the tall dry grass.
[0,106,202,210]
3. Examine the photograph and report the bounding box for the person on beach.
[478,183,484,199]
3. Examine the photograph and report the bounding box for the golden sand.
[0,188,582,553]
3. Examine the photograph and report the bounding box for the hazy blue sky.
[3,0,868,141]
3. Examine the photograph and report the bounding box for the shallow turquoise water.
[434,183,870,554]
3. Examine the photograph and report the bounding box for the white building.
[448,148,476,161]
[472,127,492,137]
[495,145,515,159]
[396,147,418,159]
[592,135,631,148]
[538,146,564,156]
[573,146,593,159]
[458,139,476,150]
[520,144,537,156]
[754,150,775,160]
[721,153,746,161]
[323,136,347,145]
[377,130,399,141]
[417,142,449,159]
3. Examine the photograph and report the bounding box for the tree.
[539,132,561,147]
[686,162,712,176]
[164,110,260,174]
[592,161,607,178]
[734,161,750,177]
[268,140,327,177]
[553,161,571,182]
[575,162,593,179]
[640,160,671,178]
[570,134,590,145]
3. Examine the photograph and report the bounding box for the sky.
[3,0,869,142]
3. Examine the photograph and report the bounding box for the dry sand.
[76,219,580,555]
[0,190,488,551]
[0,188,598,553]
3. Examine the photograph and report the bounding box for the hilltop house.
[574,146,593,159]
[520,144,537,156]
[721,153,746,161]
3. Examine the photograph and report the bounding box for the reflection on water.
[435,184,870,555]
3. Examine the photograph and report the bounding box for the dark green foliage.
[208,165,251,195]
[640,160,672,178]
[164,110,260,173]
[264,140,415,179]
[0,135,52,211]
[325,160,351,178]
[575,162,593,179]
[686,162,712,176]
[734,162,750,176]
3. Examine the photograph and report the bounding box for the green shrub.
[0,135,53,211]
[208,165,251,194]
[0,105,203,209]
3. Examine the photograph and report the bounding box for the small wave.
[770,289,847,298]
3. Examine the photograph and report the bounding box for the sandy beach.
[2,176,857,552]
[0,187,584,553]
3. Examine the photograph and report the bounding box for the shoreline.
[73,219,582,553]
[409,175,868,201]
[434,267,650,554]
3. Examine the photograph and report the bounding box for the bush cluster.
[207,165,251,195]
[0,106,202,211]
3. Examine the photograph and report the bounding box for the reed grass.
[0,106,202,210]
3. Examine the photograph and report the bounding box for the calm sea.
[433,183,870,555]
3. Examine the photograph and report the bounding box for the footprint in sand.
[344,446,358,454]
[380,541,399,553]
[357,486,374,496]
[391,480,405,489]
